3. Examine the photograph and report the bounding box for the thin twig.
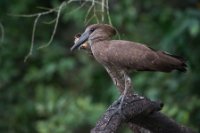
[67,1,87,15]
[101,0,105,22]
[0,22,4,43]
[24,14,41,62]
[93,0,99,23]
[42,18,57,25]
[15,0,112,61]
[85,15,95,25]
[43,1,86,25]
[106,0,112,25]
[9,9,56,18]
[38,1,66,49]
[104,0,120,39]
[85,2,94,24]
[68,0,108,8]
[36,6,53,10]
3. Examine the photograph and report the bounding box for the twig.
[106,0,112,25]
[38,1,66,49]
[101,0,105,22]
[9,9,56,18]
[12,0,112,61]
[42,1,87,25]
[42,18,57,25]
[67,1,87,15]
[85,15,96,25]
[85,2,94,23]
[84,0,107,24]
[24,14,41,62]
[93,0,99,23]
[36,6,53,11]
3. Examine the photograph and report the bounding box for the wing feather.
[105,40,186,72]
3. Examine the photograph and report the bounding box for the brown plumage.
[71,24,187,92]
[72,24,186,72]
[71,24,187,111]
[92,40,186,72]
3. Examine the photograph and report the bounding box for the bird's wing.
[106,40,186,72]
[105,40,155,70]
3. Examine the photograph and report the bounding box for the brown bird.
[71,24,187,110]
[74,33,126,94]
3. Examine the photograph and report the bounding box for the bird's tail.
[157,51,187,72]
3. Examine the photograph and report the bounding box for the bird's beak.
[70,31,90,51]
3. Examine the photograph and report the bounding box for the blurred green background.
[0,0,200,133]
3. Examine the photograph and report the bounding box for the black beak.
[70,31,90,51]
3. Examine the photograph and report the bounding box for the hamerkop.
[71,24,187,110]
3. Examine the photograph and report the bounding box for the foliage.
[0,0,200,132]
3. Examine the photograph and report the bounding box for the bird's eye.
[90,28,95,32]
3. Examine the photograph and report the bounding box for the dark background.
[0,0,200,132]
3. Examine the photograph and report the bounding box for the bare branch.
[42,18,57,25]
[85,2,94,23]
[9,9,56,18]
[85,15,96,25]
[14,0,112,61]
[106,0,112,25]
[24,14,41,62]
[92,93,196,133]
[101,0,105,22]
[85,0,106,24]
[38,1,66,49]
[67,1,87,15]
[93,0,99,23]
[36,6,53,10]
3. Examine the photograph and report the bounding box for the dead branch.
[12,0,111,61]
[37,1,66,49]
[24,14,41,62]
[91,93,196,133]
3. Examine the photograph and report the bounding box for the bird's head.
[71,24,116,51]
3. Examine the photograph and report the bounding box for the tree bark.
[91,93,196,133]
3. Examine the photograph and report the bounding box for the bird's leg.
[117,71,132,114]
[103,66,133,126]
[110,72,132,113]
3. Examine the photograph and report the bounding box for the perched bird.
[74,33,126,93]
[71,24,187,110]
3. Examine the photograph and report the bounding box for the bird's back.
[92,40,186,72]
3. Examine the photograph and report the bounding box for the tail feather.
[157,51,187,72]
[163,51,186,62]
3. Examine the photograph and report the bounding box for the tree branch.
[24,14,41,62]
[91,93,196,133]
[12,0,112,61]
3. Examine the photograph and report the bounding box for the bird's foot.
[107,95,126,121]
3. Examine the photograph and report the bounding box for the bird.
[71,24,187,111]
[73,32,126,94]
